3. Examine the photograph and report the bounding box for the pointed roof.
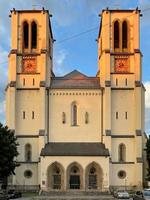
[63,70,88,79]
[41,142,109,156]
[50,70,101,89]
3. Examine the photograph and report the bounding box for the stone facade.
[6,8,146,192]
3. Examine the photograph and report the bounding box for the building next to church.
[6,7,147,192]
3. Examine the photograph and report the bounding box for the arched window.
[25,144,32,162]
[71,102,77,126]
[31,21,37,49]
[23,21,29,49]
[114,21,120,49]
[118,143,126,162]
[122,21,128,49]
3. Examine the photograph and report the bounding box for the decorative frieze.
[49,92,101,96]
[114,56,129,73]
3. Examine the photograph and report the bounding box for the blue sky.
[0,0,150,133]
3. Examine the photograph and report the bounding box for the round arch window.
[24,170,33,178]
[118,170,126,179]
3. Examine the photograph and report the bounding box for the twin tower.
[6,8,146,192]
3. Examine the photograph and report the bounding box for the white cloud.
[138,0,150,27]
[144,82,150,134]
[53,48,69,76]
[0,100,5,115]
[145,81,150,108]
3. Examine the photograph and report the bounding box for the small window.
[33,78,35,86]
[85,112,89,124]
[118,170,126,179]
[71,102,77,126]
[125,112,128,120]
[116,78,118,86]
[125,78,128,86]
[32,111,34,119]
[23,78,25,86]
[31,21,37,49]
[23,111,25,119]
[24,170,32,178]
[116,112,118,119]
[62,112,66,124]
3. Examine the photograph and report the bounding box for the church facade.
[6,8,146,191]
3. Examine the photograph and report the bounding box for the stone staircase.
[31,191,114,200]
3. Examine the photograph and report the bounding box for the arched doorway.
[67,162,83,190]
[85,162,103,190]
[47,162,64,190]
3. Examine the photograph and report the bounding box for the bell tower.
[97,8,145,189]
[6,8,53,188]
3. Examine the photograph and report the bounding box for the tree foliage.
[0,122,19,187]
[146,135,150,181]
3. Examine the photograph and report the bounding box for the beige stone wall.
[17,138,39,161]
[111,138,135,162]
[15,90,41,134]
[110,163,142,188]
[14,164,38,186]
[49,89,102,142]
[111,90,135,134]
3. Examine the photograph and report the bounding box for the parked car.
[113,190,119,198]
[116,191,130,199]
[133,190,150,200]
[133,191,143,200]
[142,190,150,200]
[8,190,22,199]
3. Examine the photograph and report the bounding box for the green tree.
[146,135,150,181]
[0,122,19,189]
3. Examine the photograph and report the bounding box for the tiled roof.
[50,70,101,89]
[40,142,109,156]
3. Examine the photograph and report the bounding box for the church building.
[6,7,146,191]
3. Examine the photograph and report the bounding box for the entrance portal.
[67,162,83,190]
[85,162,103,190]
[47,162,64,190]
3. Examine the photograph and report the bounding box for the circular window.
[90,167,96,174]
[71,166,79,174]
[24,170,32,178]
[118,170,126,179]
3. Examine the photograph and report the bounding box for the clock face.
[115,57,129,72]
[23,57,36,73]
